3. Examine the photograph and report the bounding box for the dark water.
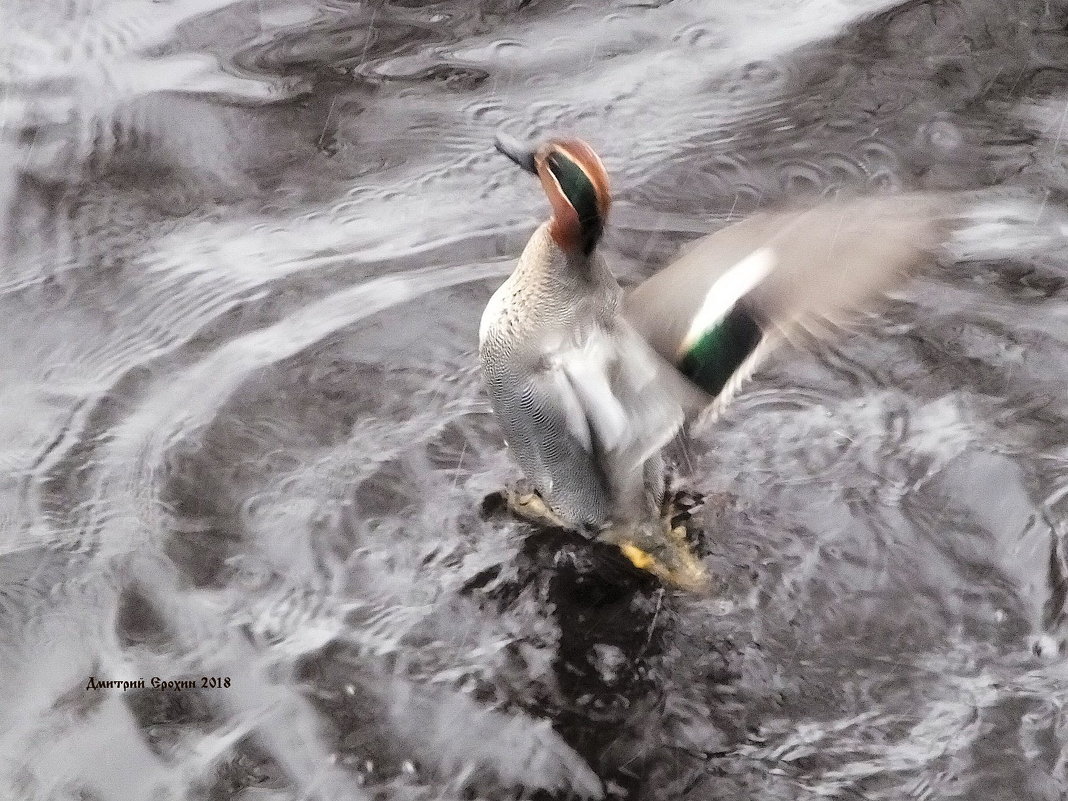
[2,1,1068,799]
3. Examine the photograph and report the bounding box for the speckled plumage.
[479,222,689,530]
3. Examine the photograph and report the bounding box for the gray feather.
[625,192,957,410]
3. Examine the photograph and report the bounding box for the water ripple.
[2,0,1068,798]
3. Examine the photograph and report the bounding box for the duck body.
[478,136,711,587]
[479,221,698,535]
[481,133,954,588]
[479,221,626,530]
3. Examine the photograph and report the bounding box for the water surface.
[2,0,1068,799]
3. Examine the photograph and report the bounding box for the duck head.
[496,133,611,256]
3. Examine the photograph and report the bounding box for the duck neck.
[505,225,615,324]
[531,222,613,288]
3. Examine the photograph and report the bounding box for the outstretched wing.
[624,192,956,415]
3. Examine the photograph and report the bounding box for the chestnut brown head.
[495,133,611,255]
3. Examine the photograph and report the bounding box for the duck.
[479,132,954,590]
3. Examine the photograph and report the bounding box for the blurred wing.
[625,192,956,411]
[550,322,707,500]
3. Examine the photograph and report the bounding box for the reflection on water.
[2,0,1068,798]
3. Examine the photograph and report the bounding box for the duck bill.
[494,132,539,174]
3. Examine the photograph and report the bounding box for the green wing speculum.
[676,304,764,396]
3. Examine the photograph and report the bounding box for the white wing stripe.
[680,246,776,355]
